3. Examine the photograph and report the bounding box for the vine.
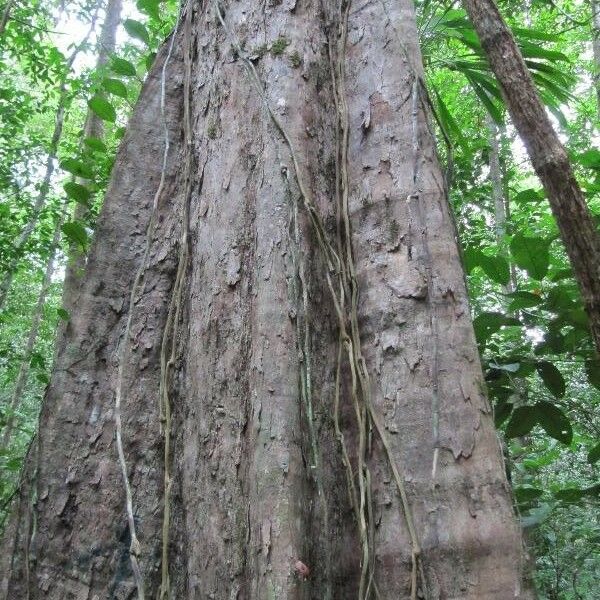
[112,4,183,598]
[158,0,194,596]
[212,1,425,597]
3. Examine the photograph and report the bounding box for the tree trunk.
[0,0,15,36]
[592,0,600,115]
[1,2,528,598]
[58,0,122,348]
[463,0,600,356]
[487,115,515,294]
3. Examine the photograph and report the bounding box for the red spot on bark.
[294,560,310,579]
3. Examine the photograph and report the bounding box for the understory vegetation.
[0,0,598,596]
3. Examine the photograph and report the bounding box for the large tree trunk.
[463,0,600,356]
[1,1,528,598]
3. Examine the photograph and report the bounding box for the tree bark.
[463,0,600,356]
[0,0,15,36]
[1,2,528,598]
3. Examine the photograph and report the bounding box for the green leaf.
[88,95,116,122]
[494,400,513,427]
[465,75,504,124]
[145,52,157,71]
[37,372,49,385]
[111,56,137,77]
[545,286,575,312]
[576,149,600,169]
[588,442,600,465]
[62,221,89,250]
[5,457,22,472]
[473,312,520,344]
[507,291,542,312]
[535,400,572,445]
[513,188,543,204]
[521,502,552,528]
[63,182,91,205]
[57,308,70,321]
[555,488,584,503]
[102,77,128,98]
[432,87,467,149]
[60,159,94,179]
[535,361,565,398]
[479,253,510,286]
[29,351,45,369]
[505,405,538,438]
[489,362,520,373]
[137,0,160,19]
[124,19,150,44]
[510,234,550,280]
[84,137,108,153]
[515,486,544,503]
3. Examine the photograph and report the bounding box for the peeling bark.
[1,2,528,598]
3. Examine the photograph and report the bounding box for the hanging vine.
[112,4,184,598]
[212,1,425,597]
[158,0,195,597]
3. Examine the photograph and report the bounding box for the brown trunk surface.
[1,2,528,598]
[463,0,600,356]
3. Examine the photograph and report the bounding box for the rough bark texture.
[463,0,600,356]
[2,1,528,598]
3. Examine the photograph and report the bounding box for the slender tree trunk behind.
[0,0,15,36]
[487,115,515,294]
[1,2,528,598]
[0,212,63,450]
[592,0,600,115]
[57,0,122,352]
[0,16,99,312]
[464,0,600,356]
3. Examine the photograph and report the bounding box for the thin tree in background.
[0,12,100,311]
[464,0,600,355]
[59,0,123,330]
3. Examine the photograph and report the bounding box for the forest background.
[0,0,599,597]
